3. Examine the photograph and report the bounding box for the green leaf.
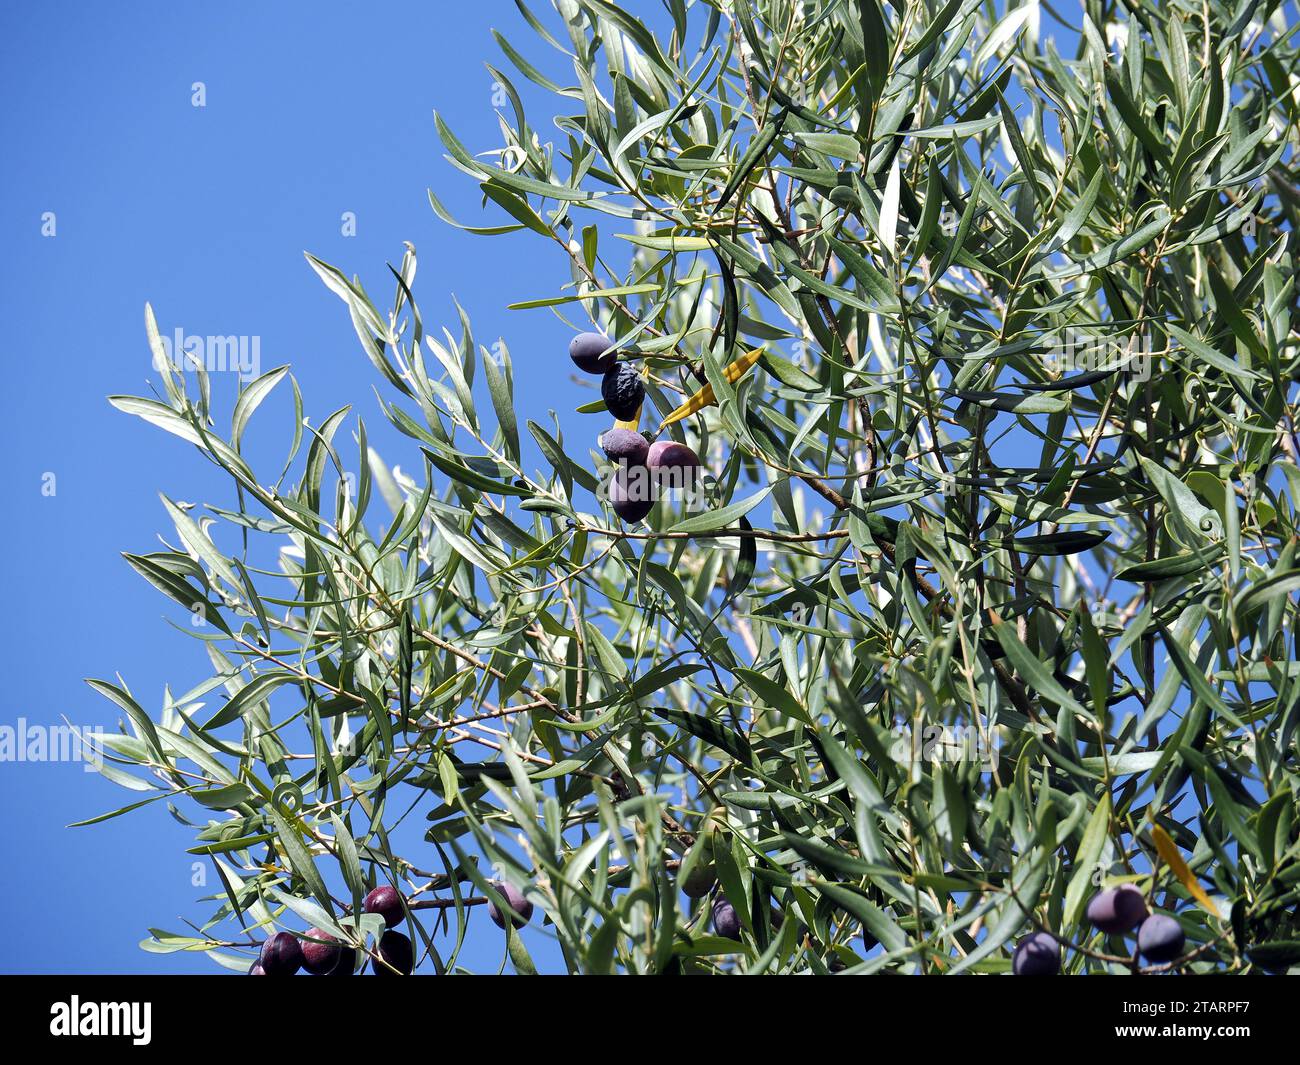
[507,284,658,310]
[669,484,774,534]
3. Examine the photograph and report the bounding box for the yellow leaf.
[660,382,715,428]
[1150,824,1219,916]
[613,406,641,431]
[658,348,764,429]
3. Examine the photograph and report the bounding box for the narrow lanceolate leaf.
[507,284,658,310]
[992,623,1087,717]
[735,664,809,723]
[202,672,295,730]
[878,159,900,260]
[658,348,764,428]
[975,3,1034,70]
[269,810,333,912]
[1149,825,1219,917]
[668,484,774,535]
[1053,168,1105,248]
[615,234,713,251]
[232,366,290,449]
[1044,211,1170,279]
[1064,794,1111,927]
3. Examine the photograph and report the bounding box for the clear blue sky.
[0,0,584,973]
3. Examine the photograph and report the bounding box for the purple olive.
[301,927,346,976]
[647,440,700,472]
[601,365,644,420]
[712,898,742,940]
[609,463,655,523]
[647,440,700,495]
[1011,932,1060,975]
[488,881,534,929]
[599,428,649,466]
[1137,914,1185,963]
[1086,884,1149,934]
[371,930,414,975]
[327,947,360,976]
[362,885,405,929]
[247,962,267,976]
[569,332,617,375]
[258,931,303,976]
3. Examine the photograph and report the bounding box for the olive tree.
[90,0,1300,974]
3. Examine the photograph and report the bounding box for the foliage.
[91,0,1300,974]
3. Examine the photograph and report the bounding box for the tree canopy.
[92,0,1300,975]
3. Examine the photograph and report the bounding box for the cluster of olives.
[1090,883,1186,964]
[250,928,363,977]
[248,885,410,976]
[1011,884,1186,974]
[677,841,1187,972]
[249,880,536,975]
[570,331,701,524]
[363,885,416,976]
[673,826,749,943]
[670,823,741,941]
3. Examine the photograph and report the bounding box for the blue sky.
[0,0,583,973]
